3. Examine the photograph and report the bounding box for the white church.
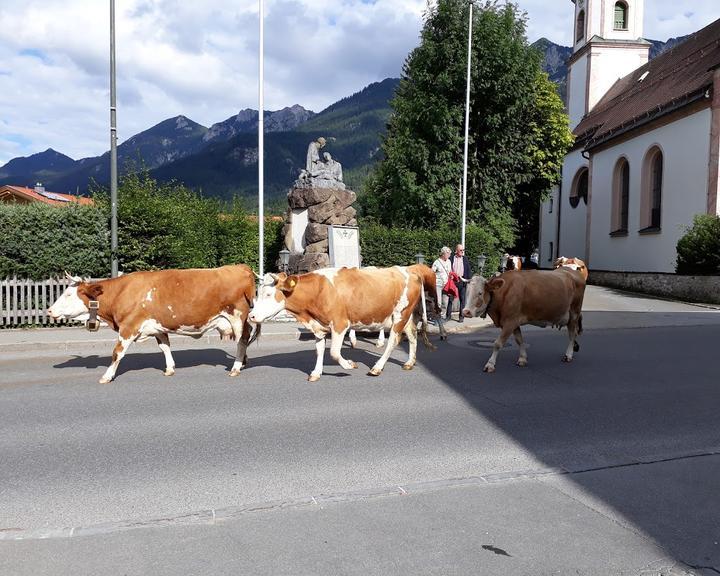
[539,0,720,273]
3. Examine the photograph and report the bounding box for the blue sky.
[0,0,717,166]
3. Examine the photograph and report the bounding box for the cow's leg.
[330,324,357,370]
[368,329,400,376]
[230,320,253,377]
[402,318,418,371]
[100,334,135,384]
[563,315,580,363]
[513,327,528,367]
[309,335,327,382]
[484,325,514,373]
[155,333,175,376]
[348,329,357,348]
[376,329,385,348]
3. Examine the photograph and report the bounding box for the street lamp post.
[279,248,290,274]
[477,253,487,275]
[500,253,509,273]
[415,253,425,265]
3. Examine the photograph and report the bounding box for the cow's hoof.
[402,362,415,371]
[440,335,448,341]
[516,359,527,368]
[164,369,175,377]
[562,355,573,363]
[229,370,241,377]
[375,342,384,348]
[308,374,321,382]
[368,368,382,377]
[483,364,495,373]
[99,376,113,384]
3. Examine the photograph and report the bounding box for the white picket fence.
[0,277,75,328]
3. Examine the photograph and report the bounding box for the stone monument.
[281,138,358,273]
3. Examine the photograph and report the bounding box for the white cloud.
[0,0,718,165]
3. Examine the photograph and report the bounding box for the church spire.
[567,0,650,129]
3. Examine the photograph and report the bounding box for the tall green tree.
[362,0,572,249]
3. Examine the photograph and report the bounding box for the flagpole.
[461,0,473,248]
[258,0,265,278]
[110,0,119,277]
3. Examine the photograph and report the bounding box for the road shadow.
[52,339,404,382]
[415,310,720,572]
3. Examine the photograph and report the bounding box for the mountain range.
[0,35,690,202]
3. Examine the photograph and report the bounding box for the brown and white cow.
[462,258,588,372]
[554,257,589,281]
[347,263,447,347]
[249,266,432,381]
[48,265,258,383]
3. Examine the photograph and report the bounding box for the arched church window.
[576,10,586,43]
[570,168,588,208]
[614,2,628,31]
[640,147,663,232]
[611,158,630,234]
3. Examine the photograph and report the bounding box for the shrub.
[217,200,284,273]
[359,222,505,273]
[0,202,109,279]
[676,214,720,275]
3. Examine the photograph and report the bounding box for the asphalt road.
[1,287,719,575]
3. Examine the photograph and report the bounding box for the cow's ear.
[279,275,299,295]
[487,278,505,292]
[80,283,104,300]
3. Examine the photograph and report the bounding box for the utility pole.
[110,0,119,277]
[461,0,473,248]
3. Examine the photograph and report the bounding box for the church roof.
[574,17,720,151]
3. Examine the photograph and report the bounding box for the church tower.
[567,0,650,129]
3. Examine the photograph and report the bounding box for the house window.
[611,158,630,235]
[576,10,586,43]
[548,241,554,262]
[549,196,554,214]
[640,147,663,232]
[614,2,628,30]
[569,168,588,208]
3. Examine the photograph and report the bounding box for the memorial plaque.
[328,225,360,268]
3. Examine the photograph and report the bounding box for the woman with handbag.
[432,246,452,312]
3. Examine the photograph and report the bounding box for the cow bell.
[86,300,100,332]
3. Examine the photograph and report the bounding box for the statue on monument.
[297,136,345,189]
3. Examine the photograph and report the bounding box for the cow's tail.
[248,322,261,346]
[418,283,436,351]
[245,276,261,346]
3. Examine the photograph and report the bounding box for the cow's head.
[47,273,103,321]
[554,257,589,281]
[463,274,504,319]
[248,272,299,323]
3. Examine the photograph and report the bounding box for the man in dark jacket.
[447,244,471,322]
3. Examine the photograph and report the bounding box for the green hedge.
[0,202,109,280]
[359,222,505,273]
[0,174,283,280]
[676,214,720,275]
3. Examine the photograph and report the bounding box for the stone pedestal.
[281,184,358,274]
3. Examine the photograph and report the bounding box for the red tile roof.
[0,185,93,206]
[574,18,720,151]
